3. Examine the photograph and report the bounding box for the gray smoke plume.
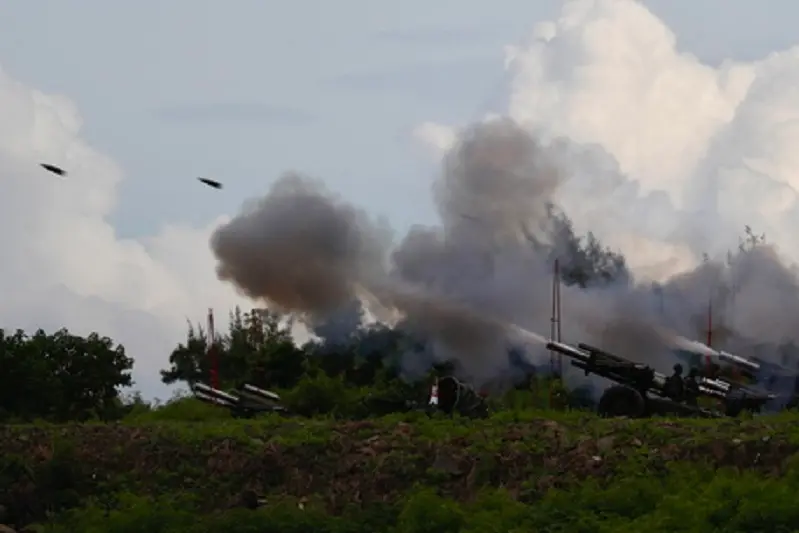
[656,243,799,354]
[211,172,391,314]
[210,116,799,393]
[211,119,563,384]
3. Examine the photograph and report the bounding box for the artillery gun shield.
[597,385,646,418]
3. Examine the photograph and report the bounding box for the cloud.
[413,0,799,279]
[153,102,313,126]
[0,65,271,399]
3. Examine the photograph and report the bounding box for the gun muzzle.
[717,350,760,371]
[194,391,236,407]
[577,343,626,363]
[194,382,240,405]
[241,383,281,402]
[546,341,591,363]
[701,377,731,392]
[698,385,727,399]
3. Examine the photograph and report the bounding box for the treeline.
[163,307,440,419]
[0,329,134,422]
[0,307,586,425]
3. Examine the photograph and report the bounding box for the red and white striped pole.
[207,308,219,389]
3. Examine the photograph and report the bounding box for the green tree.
[160,307,307,391]
[0,328,133,422]
[526,203,630,288]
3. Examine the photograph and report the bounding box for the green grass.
[4,407,799,531]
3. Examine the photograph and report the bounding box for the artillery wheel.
[597,385,646,418]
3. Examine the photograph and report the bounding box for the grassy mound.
[3,408,799,532]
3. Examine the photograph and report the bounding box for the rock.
[597,436,615,453]
[542,421,570,449]
[432,450,461,475]
[240,490,262,510]
[710,441,727,461]
[0,524,16,533]
[576,437,594,454]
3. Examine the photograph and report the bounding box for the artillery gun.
[546,340,775,418]
[678,343,799,413]
[192,382,289,418]
[427,375,490,418]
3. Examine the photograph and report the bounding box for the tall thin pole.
[550,259,562,377]
[207,308,219,389]
[706,299,712,348]
[555,259,562,374]
[705,298,712,373]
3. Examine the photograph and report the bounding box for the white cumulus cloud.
[0,64,259,400]
[414,0,799,279]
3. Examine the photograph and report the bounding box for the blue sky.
[1,0,795,241]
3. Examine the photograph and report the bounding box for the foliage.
[160,308,306,390]
[529,203,631,288]
[34,470,799,533]
[0,328,133,423]
[5,413,799,531]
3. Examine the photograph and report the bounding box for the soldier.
[664,363,685,401]
[683,367,700,406]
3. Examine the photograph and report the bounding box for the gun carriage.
[546,340,775,418]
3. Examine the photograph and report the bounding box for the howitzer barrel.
[705,374,776,400]
[717,350,760,372]
[701,377,730,393]
[546,341,590,363]
[237,390,281,407]
[194,382,240,405]
[577,343,629,365]
[241,383,281,402]
[195,391,236,407]
[698,385,727,399]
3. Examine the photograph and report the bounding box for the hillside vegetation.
[3,403,799,532]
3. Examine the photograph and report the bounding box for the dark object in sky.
[198,177,223,189]
[40,163,67,177]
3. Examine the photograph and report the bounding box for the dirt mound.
[2,415,798,527]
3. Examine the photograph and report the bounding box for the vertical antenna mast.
[705,297,713,373]
[207,308,219,390]
[555,260,562,375]
[550,259,562,377]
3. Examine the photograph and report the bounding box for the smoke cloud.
[212,172,392,315]
[212,1,799,389]
[212,120,560,382]
[210,118,673,385]
[411,0,799,381]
